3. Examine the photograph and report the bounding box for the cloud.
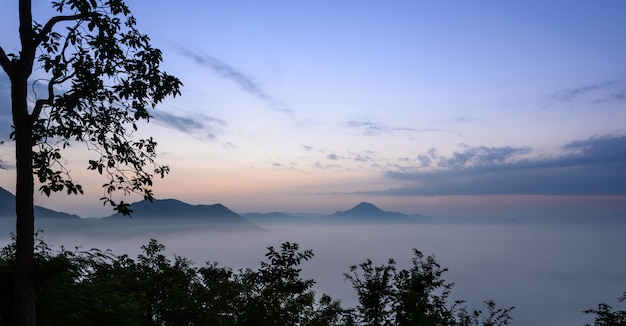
[364,134,626,196]
[345,120,387,136]
[344,119,463,138]
[546,80,626,108]
[434,116,477,124]
[270,160,310,174]
[437,145,533,169]
[595,88,626,104]
[0,164,14,171]
[353,153,374,163]
[313,161,343,170]
[151,110,226,141]
[178,47,291,113]
[222,142,237,149]
[300,145,383,171]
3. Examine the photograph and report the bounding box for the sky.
[0,0,625,217]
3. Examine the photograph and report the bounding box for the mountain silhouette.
[0,186,426,225]
[103,198,254,226]
[0,187,80,219]
[331,202,408,219]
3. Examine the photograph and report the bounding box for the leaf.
[41,186,51,197]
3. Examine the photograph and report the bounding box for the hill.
[0,187,80,219]
[102,198,256,226]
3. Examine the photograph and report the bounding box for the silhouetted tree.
[454,300,514,326]
[0,0,181,324]
[197,262,243,325]
[132,240,203,325]
[393,249,455,325]
[584,292,626,326]
[0,233,143,326]
[307,294,356,326]
[237,242,317,325]
[345,250,514,326]
[344,258,396,326]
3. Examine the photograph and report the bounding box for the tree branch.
[30,22,81,121]
[34,12,99,48]
[0,46,12,74]
[31,72,75,121]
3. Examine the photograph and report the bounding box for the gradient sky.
[1,1,625,217]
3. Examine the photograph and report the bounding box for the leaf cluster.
[344,249,514,326]
[0,237,352,326]
[0,235,520,326]
[1,0,182,215]
[584,292,626,326]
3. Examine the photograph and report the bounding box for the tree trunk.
[12,73,36,326]
[12,0,37,324]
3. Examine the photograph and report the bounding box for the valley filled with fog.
[1,214,625,326]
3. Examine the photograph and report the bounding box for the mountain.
[0,187,80,219]
[102,198,255,226]
[331,202,407,218]
[324,202,424,224]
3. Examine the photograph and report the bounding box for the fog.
[1,217,626,325]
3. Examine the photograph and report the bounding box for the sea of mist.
[1,216,626,326]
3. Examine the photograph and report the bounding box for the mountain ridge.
[1,187,426,223]
[103,198,239,218]
[0,187,80,219]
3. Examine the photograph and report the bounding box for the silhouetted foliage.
[345,250,514,326]
[1,0,181,322]
[584,292,626,326]
[0,235,518,325]
[0,233,142,326]
[237,242,316,325]
[454,300,515,326]
[344,258,396,325]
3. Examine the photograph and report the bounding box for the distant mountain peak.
[331,202,405,218]
[352,202,383,212]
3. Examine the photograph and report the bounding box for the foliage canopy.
[3,235,620,325]
[0,236,517,326]
[1,0,181,213]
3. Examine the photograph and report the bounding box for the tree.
[135,240,203,325]
[454,300,514,326]
[237,242,317,325]
[344,258,396,326]
[0,0,181,324]
[197,262,243,325]
[584,292,626,326]
[345,250,514,326]
[392,249,455,325]
[0,232,144,325]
